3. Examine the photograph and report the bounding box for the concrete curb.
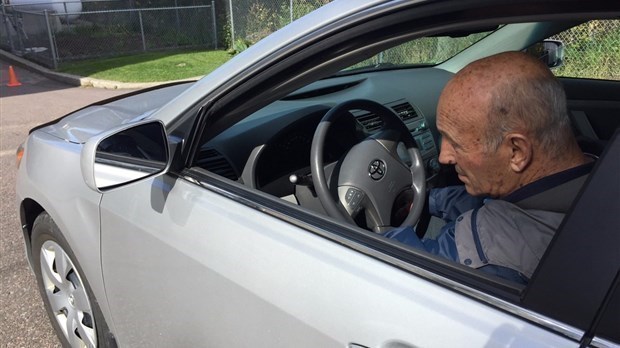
[0,49,202,89]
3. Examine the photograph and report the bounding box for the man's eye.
[444,138,459,149]
[440,135,460,151]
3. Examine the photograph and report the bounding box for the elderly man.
[386,51,594,284]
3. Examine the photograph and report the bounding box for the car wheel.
[31,212,111,348]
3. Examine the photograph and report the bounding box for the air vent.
[391,102,419,121]
[195,148,238,180]
[355,101,420,132]
[356,112,382,132]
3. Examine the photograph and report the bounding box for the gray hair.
[484,74,574,158]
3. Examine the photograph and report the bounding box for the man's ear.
[505,133,532,173]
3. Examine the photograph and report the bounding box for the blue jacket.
[384,162,594,284]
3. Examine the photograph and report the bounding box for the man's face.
[436,85,513,198]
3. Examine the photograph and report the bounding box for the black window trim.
[590,271,620,346]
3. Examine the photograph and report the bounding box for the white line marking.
[0,149,16,157]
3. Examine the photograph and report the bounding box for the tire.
[31,212,113,348]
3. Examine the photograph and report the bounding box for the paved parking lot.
[0,62,133,347]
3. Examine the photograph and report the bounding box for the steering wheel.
[310,99,426,233]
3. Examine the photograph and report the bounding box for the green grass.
[57,50,232,83]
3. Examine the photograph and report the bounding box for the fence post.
[211,1,217,49]
[1,5,16,52]
[63,1,68,24]
[290,0,293,23]
[138,9,146,51]
[14,11,25,55]
[174,0,180,47]
[44,10,58,69]
[228,0,234,46]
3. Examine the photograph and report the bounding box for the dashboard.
[195,66,452,203]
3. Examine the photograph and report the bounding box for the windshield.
[340,31,494,74]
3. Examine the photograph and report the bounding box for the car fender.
[15,130,117,338]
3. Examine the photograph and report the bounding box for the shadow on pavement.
[0,61,74,98]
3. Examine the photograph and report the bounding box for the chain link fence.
[551,20,620,80]
[224,5,618,81]
[1,7,56,65]
[1,0,617,81]
[226,0,329,47]
[1,0,217,68]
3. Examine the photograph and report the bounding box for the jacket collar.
[502,162,594,213]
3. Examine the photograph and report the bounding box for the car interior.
[188,19,619,239]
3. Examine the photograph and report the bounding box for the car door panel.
[99,172,579,347]
[100,174,339,347]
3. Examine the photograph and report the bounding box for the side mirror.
[81,120,169,191]
[525,39,565,69]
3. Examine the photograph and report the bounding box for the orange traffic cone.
[7,65,22,87]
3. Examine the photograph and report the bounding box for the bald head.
[436,51,587,197]
[450,51,555,90]
[442,51,575,155]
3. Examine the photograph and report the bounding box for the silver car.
[15,0,620,347]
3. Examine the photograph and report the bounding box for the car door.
[98,130,618,348]
[98,169,576,347]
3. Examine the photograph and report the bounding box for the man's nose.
[438,140,455,165]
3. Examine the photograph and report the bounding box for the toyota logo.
[368,159,386,180]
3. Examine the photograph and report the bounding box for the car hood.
[41,82,194,144]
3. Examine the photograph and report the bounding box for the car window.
[193,25,522,287]
[190,17,615,288]
[549,19,620,81]
[339,31,495,74]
